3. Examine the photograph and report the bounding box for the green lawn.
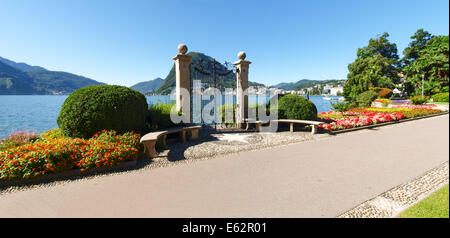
[432,101,450,105]
[398,185,449,218]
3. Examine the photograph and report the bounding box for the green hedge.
[432,92,449,102]
[147,103,176,131]
[410,96,429,105]
[356,91,378,107]
[278,94,317,120]
[57,85,148,138]
[330,101,358,112]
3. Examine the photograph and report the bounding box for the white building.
[329,86,344,96]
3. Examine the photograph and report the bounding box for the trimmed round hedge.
[278,94,318,120]
[432,92,449,102]
[57,85,148,138]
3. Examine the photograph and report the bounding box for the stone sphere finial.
[177,44,188,54]
[238,51,246,60]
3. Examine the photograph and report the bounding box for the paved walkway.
[0,115,448,217]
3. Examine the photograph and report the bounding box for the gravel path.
[151,126,329,164]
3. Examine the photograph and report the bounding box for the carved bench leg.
[255,122,262,132]
[190,129,199,140]
[311,125,318,135]
[290,123,294,132]
[142,140,158,158]
[156,135,167,148]
[179,130,187,143]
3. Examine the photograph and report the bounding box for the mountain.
[156,52,264,94]
[0,61,39,94]
[271,79,346,90]
[0,56,46,71]
[26,70,104,94]
[130,77,164,94]
[0,56,105,95]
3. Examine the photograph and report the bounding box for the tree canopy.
[344,33,400,101]
[403,35,449,95]
[357,32,399,61]
[344,30,449,100]
[402,29,433,67]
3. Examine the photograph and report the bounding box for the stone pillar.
[173,44,192,115]
[234,51,251,129]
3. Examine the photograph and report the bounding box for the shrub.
[410,96,429,105]
[147,103,176,131]
[248,104,271,120]
[0,130,38,151]
[431,93,449,102]
[57,85,148,138]
[330,101,358,112]
[220,104,236,125]
[370,87,393,98]
[38,128,64,141]
[278,94,318,120]
[356,91,378,107]
[219,103,273,125]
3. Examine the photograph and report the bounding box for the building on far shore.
[329,86,343,96]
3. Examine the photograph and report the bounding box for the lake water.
[0,95,339,139]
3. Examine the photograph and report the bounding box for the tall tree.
[403,35,449,95]
[344,33,400,101]
[402,29,433,67]
[357,32,399,61]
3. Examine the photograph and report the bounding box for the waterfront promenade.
[0,115,448,217]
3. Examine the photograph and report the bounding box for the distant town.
[146,79,345,96]
[180,81,345,96]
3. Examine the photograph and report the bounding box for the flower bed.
[390,100,410,105]
[349,107,442,118]
[390,104,437,110]
[0,130,38,151]
[374,99,392,104]
[318,107,443,131]
[0,129,141,181]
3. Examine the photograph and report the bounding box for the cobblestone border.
[338,161,449,218]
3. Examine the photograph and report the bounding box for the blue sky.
[0,0,448,87]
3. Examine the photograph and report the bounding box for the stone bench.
[245,119,324,134]
[140,126,201,158]
[245,119,269,132]
[272,119,324,134]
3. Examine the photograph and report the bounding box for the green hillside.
[0,56,46,71]
[0,61,40,94]
[130,77,164,94]
[0,56,104,95]
[27,70,104,94]
[271,79,346,90]
[156,52,264,94]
